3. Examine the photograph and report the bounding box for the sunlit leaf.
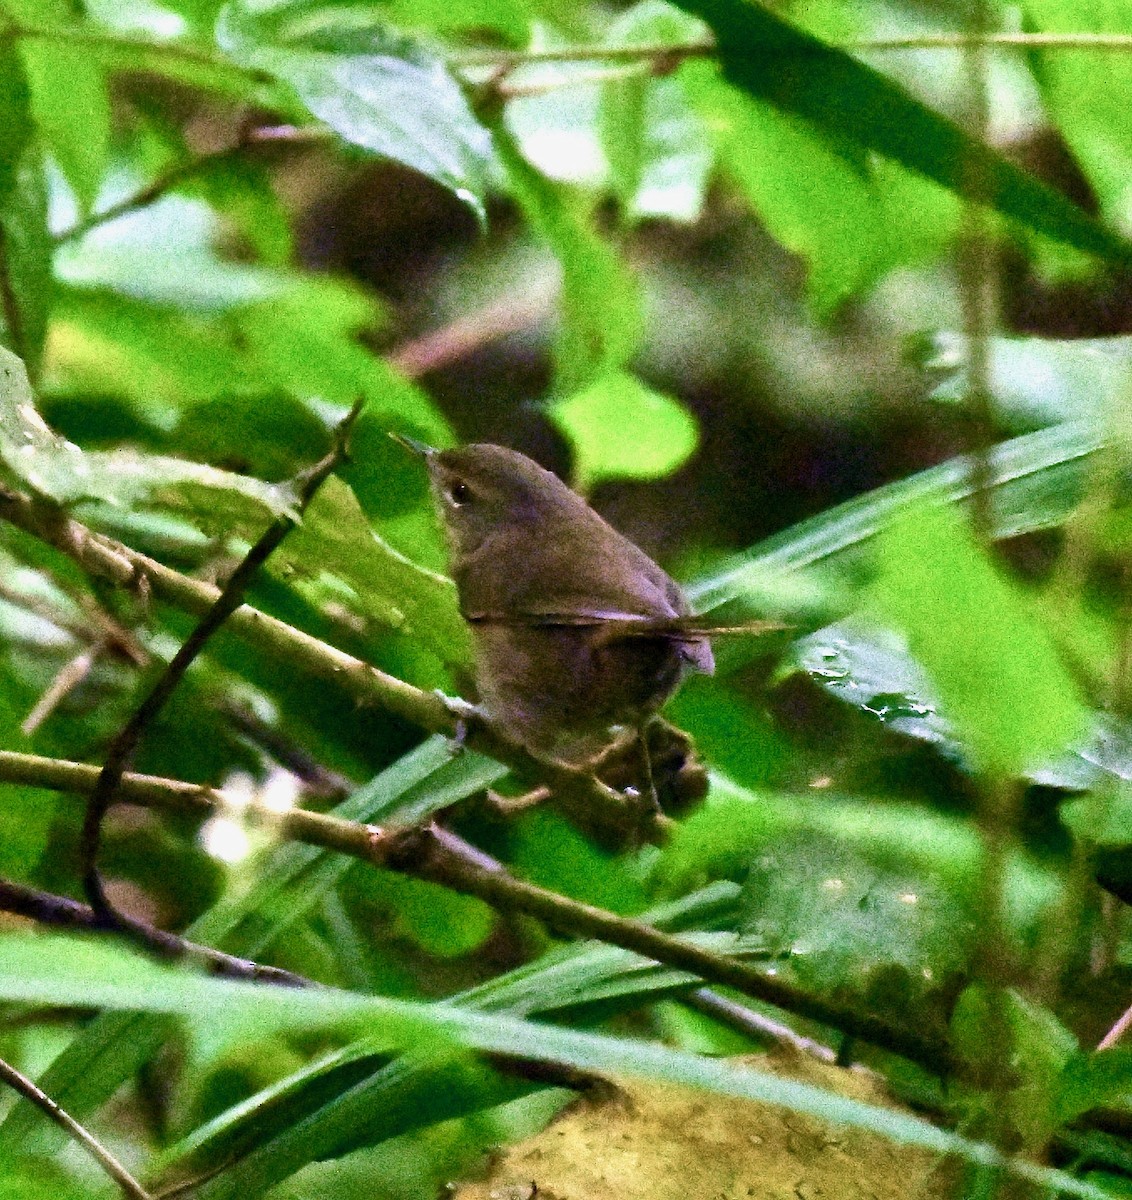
[684,60,883,314]
[550,370,698,489]
[0,345,294,521]
[872,503,1088,777]
[496,125,644,394]
[670,0,1132,264]
[217,0,495,220]
[600,1,715,224]
[19,38,110,215]
[1022,1,1132,232]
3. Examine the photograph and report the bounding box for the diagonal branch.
[79,401,364,944]
[0,879,312,987]
[0,749,953,1074]
[0,1054,154,1200]
[0,485,642,840]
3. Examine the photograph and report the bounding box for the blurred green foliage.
[3,0,1132,1196]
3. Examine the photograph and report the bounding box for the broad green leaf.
[688,421,1102,614]
[1022,1,1132,232]
[740,830,973,1004]
[265,476,473,669]
[793,621,956,754]
[0,45,50,379]
[600,1,715,224]
[1058,1048,1132,1126]
[684,60,883,314]
[658,776,1062,937]
[0,934,1116,1200]
[669,0,1132,265]
[951,984,1078,1148]
[0,345,294,521]
[496,126,645,394]
[550,370,699,489]
[795,623,1132,793]
[924,333,1132,431]
[234,286,452,446]
[217,0,495,220]
[872,502,1088,777]
[19,39,110,214]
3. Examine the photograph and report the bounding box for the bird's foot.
[433,690,484,752]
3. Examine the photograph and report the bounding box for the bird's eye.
[448,481,472,506]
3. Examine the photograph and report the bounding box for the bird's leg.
[432,690,485,752]
[484,784,552,816]
[634,717,662,823]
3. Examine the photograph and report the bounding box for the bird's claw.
[434,690,484,752]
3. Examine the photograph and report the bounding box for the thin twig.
[856,31,1132,51]
[450,30,1132,73]
[0,1054,154,1199]
[388,285,556,379]
[0,485,639,838]
[53,126,328,246]
[0,878,314,987]
[3,21,273,84]
[80,401,364,945]
[21,648,97,735]
[684,988,838,1063]
[0,750,952,1074]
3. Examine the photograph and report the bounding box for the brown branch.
[53,125,328,246]
[0,485,640,839]
[79,401,364,943]
[0,1054,154,1199]
[0,750,951,1073]
[0,879,312,987]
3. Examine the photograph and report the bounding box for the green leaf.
[1058,1048,1132,1126]
[669,0,1132,265]
[495,124,644,394]
[688,421,1102,614]
[1021,1,1132,230]
[217,0,495,221]
[265,476,473,669]
[0,44,50,379]
[158,886,739,1189]
[793,621,956,754]
[923,333,1132,431]
[550,370,699,489]
[0,739,505,1154]
[683,60,883,314]
[600,1,715,224]
[872,502,1088,777]
[951,984,1078,1148]
[0,345,295,522]
[386,0,529,42]
[19,39,110,214]
[1061,784,1132,847]
[0,934,1116,1200]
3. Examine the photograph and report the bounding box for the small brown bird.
[400,439,715,766]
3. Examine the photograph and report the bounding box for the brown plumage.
[420,442,713,765]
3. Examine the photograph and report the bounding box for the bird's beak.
[388,432,435,458]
